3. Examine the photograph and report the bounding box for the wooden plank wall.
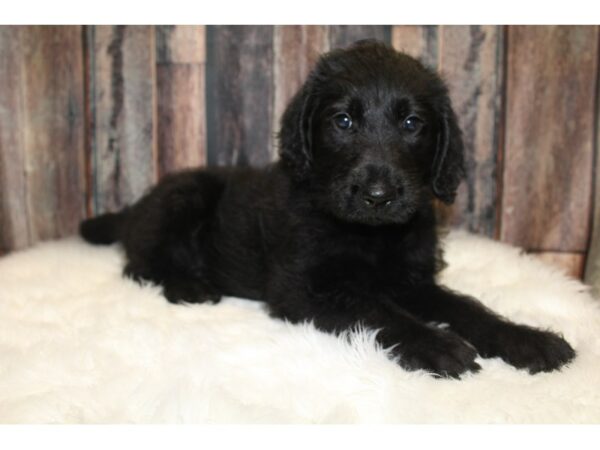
[1,26,86,252]
[502,26,597,279]
[206,26,275,166]
[0,27,30,252]
[393,25,599,281]
[87,25,157,214]
[156,25,206,177]
[1,25,599,292]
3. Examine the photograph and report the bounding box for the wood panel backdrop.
[1,25,599,296]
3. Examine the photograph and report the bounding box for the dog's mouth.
[327,188,420,226]
[350,200,417,225]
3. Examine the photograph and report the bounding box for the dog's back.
[79,165,290,303]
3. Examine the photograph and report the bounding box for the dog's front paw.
[484,323,576,374]
[395,327,481,379]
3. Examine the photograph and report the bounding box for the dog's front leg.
[395,284,576,373]
[265,266,480,378]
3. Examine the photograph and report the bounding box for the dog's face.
[279,40,465,226]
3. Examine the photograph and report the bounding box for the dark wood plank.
[19,26,86,242]
[438,25,505,237]
[206,26,274,166]
[329,25,391,49]
[156,25,206,176]
[501,26,597,252]
[88,25,156,214]
[0,26,31,252]
[273,25,329,160]
[392,25,439,69]
[532,251,585,279]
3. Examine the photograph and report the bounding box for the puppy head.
[279,40,464,225]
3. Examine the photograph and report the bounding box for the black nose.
[361,183,395,207]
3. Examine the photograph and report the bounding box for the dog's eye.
[402,116,423,133]
[333,113,353,130]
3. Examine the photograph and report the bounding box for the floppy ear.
[432,97,465,204]
[278,84,318,180]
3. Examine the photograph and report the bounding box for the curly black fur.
[80,40,575,378]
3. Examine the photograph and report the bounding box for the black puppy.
[80,40,575,378]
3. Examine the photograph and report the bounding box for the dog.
[80,40,575,378]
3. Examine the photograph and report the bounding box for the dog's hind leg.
[118,170,227,304]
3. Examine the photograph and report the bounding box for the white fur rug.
[1,231,599,423]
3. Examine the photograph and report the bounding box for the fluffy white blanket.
[0,231,599,423]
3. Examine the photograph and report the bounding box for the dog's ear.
[278,83,318,180]
[432,96,465,204]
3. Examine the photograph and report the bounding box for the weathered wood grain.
[206,26,274,166]
[438,25,505,237]
[329,25,391,49]
[584,40,600,295]
[273,25,329,160]
[88,25,156,214]
[501,26,597,252]
[533,251,586,279]
[0,26,30,252]
[156,25,205,64]
[157,65,205,175]
[392,25,439,69]
[156,25,206,176]
[19,26,86,242]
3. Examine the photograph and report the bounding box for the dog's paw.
[484,323,576,374]
[395,327,481,379]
